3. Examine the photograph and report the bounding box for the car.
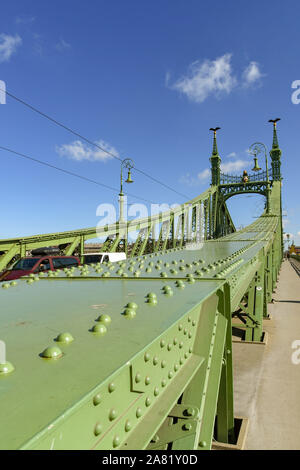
[0,255,80,281]
[82,252,126,265]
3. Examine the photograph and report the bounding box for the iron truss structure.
[0,122,283,450]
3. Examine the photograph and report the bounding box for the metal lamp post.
[249,142,270,214]
[119,158,134,223]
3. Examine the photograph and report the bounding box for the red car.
[0,255,80,281]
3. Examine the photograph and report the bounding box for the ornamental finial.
[209,127,221,155]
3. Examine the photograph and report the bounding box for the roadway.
[233,259,300,449]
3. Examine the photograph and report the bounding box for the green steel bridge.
[0,122,283,450]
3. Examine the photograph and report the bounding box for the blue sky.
[0,0,299,246]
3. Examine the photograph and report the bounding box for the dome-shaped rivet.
[145,397,151,407]
[123,308,136,319]
[184,352,188,359]
[154,387,159,396]
[160,339,166,348]
[0,362,14,375]
[40,346,63,359]
[183,423,192,431]
[199,440,207,447]
[94,423,102,436]
[179,358,184,365]
[161,359,166,368]
[168,371,174,379]
[161,379,167,387]
[113,435,120,448]
[55,332,74,344]
[96,314,112,325]
[145,376,151,385]
[167,343,172,351]
[174,364,179,372]
[135,373,142,383]
[188,332,192,338]
[144,352,150,362]
[93,393,102,406]
[108,382,116,393]
[153,356,158,366]
[109,409,117,421]
[125,420,132,432]
[178,324,183,331]
[92,324,107,335]
[192,320,196,326]
[184,328,188,335]
[173,337,178,345]
[188,317,192,322]
[136,407,143,418]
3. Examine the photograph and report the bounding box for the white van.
[82,252,126,265]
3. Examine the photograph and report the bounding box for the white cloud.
[220,159,251,173]
[0,34,22,63]
[226,152,237,158]
[298,231,300,236]
[56,38,71,52]
[242,61,264,87]
[171,53,237,103]
[56,139,118,162]
[198,168,211,182]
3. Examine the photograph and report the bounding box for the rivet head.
[178,324,183,331]
[184,352,188,359]
[92,324,107,335]
[173,337,178,345]
[153,356,159,366]
[145,376,151,385]
[109,409,117,421]
[167,343,172,351]
[154,387,159,396]
[55,332,74,344]
[108,382,116,393]
[136,407,143,418]
[145,397,151,407]
[0,362,14,375]
[93,393,102,406]
[40,346,63,359]
[160,339,166,348]
[94,423,102,436]
[161,359,166,368]
[135,373,142,383]
[113,435,121,447]
[186,407,195,417]
[174,363,179,372]
[168,371,173,379]
[123,308,136,319]
[125,420,132,432]
[199,440,207,447]
[161,379,167,387]
[183,423,192,431]
[144,352,150,362]
[96,314,112,325]
[126,302,138,310]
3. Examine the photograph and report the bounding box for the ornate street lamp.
[119,158,134,222]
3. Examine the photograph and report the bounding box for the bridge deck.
[233,260,300,449]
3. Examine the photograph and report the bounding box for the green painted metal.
[0,125,283,450]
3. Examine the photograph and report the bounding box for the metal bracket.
[147,419,197,450]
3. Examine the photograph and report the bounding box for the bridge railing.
[220,168,272,184]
